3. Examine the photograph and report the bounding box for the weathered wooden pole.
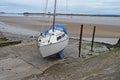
[117,38,120,44]
[91,26,96,52]
[79,24,83,57]
[114,38,120,48]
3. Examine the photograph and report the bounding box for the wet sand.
[0,16,120,38]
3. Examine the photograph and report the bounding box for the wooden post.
[117,38,120,44]
[91,26,96,52]
[79,24,83,57]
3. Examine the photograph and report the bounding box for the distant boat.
[37,0,69,58]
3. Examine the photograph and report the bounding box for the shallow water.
[0,13,23,17]
[1,14,120,26]
[0,21,40,36]
[83,37,119,45]
[31,15,120,26]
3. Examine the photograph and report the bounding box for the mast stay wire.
[66,0,68,16]
[40,0,48,34]
[40,0,69,34]
[44,0,48,15]
[66,0,71,19]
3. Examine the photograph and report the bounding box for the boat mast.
[52,0,57,32]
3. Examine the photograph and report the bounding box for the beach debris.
[114,38,120,48]
[87,52,93,56]
[81,54,86,58]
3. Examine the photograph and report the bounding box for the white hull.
[38,38,69,57]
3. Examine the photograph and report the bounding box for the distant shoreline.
[23,13,120,17]
[0,12,120,17]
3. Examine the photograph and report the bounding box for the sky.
[0,0,120,15]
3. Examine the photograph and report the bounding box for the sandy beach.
[0,15,120,80]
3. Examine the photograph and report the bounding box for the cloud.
[2,0,44,6]
[0,0,120,14]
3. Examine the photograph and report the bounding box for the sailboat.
[37,0,69,58]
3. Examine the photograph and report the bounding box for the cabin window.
[57,36,61,40]
[57,34,65,40]
[39,40,41,42]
